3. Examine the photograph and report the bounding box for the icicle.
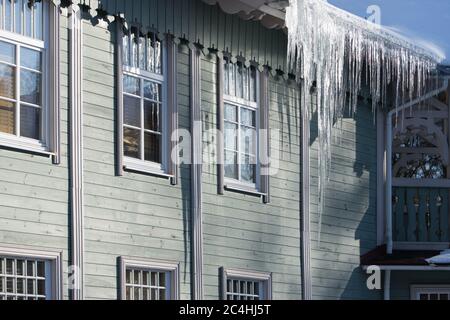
[286,0,443,247]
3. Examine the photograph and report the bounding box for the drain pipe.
[386,78,449,254]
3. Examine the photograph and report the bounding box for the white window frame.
[411,285,450,300]
[122,29,169,176]
[221,268,272,300]
[223,63,261,193]
[0,0,51,155]
[119,257,179,300]
[0,246,62,300]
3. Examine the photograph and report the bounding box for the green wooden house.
[0,0,448,300]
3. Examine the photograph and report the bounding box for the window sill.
[123,158,174,180]
[224,180,266,198]
[0,134,53,158]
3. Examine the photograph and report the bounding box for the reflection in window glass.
[122,29,164,166]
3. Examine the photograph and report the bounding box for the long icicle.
[286,0,443,247]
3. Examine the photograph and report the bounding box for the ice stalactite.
[286,0,444,246]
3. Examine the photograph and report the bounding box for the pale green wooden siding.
[200,54,302,300]
[89,0,288,72]
[391,271,450,300]
[309,99,381,300]
[81,20,192,299]
[0,15,71,299]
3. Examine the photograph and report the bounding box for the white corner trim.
[69,3,84,300]
[0,245,63,300]
[119,257,180,300]
[190,47,204,300]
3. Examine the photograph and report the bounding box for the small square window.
[221,268,272,300]
[411,285,450,300]
[120,258,179,300]
[0,249,61,300]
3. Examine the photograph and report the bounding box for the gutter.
[386,77,450,255]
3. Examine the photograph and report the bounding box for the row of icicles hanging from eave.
[286,0,444,246]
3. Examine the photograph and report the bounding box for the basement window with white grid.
[122,27,168,174]
[223,60,259,188]
[222,268,272,300]
[0,256,53,300]
[411,286,450,300]
[124,266,176,300]
[0,0,52,153]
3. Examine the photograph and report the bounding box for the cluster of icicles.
[286,0,444,245]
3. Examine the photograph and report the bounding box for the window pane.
[224,104,237,122]
[224,62,230,95]
[37,261,45,278]
[21,47,41,71]
[24,0,32,37]
[240,108,255,127]
[0,64,15,98]
[143,271,150,286]
[124,127,140,159]
[4,0,12,32]
[0,41,15,64]
[147,36,155,73]
[37,280,45,296]
[14,0,21,34]
[138,36,145,70]
[133,270,140,285]
[122,33,129,66]
[17,279,24,294]
[6,259,13,275]
[27,261,34,276]
[20,105,40,139]
[236,65,243,99]
[16,260,24,276]
[144,101,160,132]
[20,69,41,105]
[126,269,131,284]
[224,122,237,151]
[243,67,249,101]
[249,68,257,102]
[6,278,13,293]
[134,287,140,300]
[123,75,140,95]
[241,127,256,155]
[159,273,165,287]
[225,151,238,180]
[241,154,256,183]
[228,62,235,97]
[154,40,162,74]
[144,81,161,101]
[123,95,140,127]
[0,99,15,134]
[33,1,43,40]
[27,279,35,295]
[144,132,160,163]
[131,32,138,68]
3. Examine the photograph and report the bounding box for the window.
[119,258,179,300]
[411,285,450,300]
[221,268,272,300]
[223,61,259,187]
[0,0,56,155]
[0,248,61,300]
[122,27,167,174]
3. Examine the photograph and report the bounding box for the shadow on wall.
[309,94,381,299]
